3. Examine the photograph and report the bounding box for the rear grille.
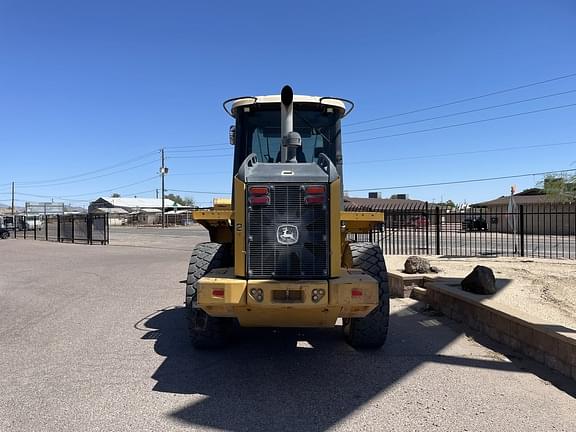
[247,184,329,279]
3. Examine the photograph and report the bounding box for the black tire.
[186,242,233,349]
[1,231,9,239]
[343,242,390,349]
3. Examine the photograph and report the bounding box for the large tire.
[1,231,9,239]
[343,242,390,349]
[186,242,233,349]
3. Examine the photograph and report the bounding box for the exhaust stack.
[280,85,301,163]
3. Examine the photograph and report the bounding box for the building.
[88,197,177,225]
[472,190,575,235]
[344,196,430,229]
[344,196,427,212]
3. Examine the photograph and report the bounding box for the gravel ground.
[387,255,576,329]
[0,233,575,431]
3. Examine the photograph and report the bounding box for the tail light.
[248,185,270,206]
[304,184,326,205]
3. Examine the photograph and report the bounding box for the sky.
[1,0,575,208]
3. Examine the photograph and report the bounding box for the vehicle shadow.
[140,303,548,432]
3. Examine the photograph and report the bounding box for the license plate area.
[272,290,304,303]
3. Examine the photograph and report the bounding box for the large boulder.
[404,256,431,274]
[461,265,496,295]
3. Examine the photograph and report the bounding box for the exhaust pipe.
[280,85,301,163]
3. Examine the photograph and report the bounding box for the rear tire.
[186,242,233,349]
[1,231,9,239]
[343,242,390,349]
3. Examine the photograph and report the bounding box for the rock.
[404,256,431,274]
[461,265,496,295]
[430,266,441,273]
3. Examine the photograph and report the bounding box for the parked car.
[462,217,487,232]
[0,227,10,239]
[407,215,428,229]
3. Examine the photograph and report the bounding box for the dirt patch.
[386,255,576,330]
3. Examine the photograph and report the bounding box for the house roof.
[472,194,573,207]
[94,207,129,214]
[96,197,176,208]
[343,197,428,212]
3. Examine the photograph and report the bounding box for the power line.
[16,192,92,203]
[16,159,159,188]
[166,148,232,153]
[346,72,576,127]
[347,103,576,144]
[16,150,158,185]
[165,143,229,149]
[346,140,576,165]
[167,155,233,160]
[49,176,159,198]
[345,168,576,192]
[167,188,230,195]
[346,89,576,135]
[170,171,228,176]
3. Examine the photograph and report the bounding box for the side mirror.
[229,125,236,146]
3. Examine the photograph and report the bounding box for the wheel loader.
[187,86,389,348]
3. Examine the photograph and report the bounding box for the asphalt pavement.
[0,229,574,431]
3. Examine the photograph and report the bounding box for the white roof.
[165,209,190,214]
[95,207,129,214]
[230,94,347,116]
[100,197,176,208]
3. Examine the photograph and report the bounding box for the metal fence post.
[87,215,93,245]
[435,206,441,255]
[57,215,61,242]
[425,202,429,254]
[519,205,525,257]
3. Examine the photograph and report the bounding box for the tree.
[164,193,195,207]
[111,193,121,198]
[539,173,576,202]
[436,199,457,208]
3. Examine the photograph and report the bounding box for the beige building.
[472,192,575,235]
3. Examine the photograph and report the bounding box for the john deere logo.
[277,224,298,245]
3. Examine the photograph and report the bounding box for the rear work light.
[248,185,270,206]
[304,184,326,205]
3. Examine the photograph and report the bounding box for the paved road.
[371,229,576,260]
[0,234,574,431]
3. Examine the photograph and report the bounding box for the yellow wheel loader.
[187,86,388,349]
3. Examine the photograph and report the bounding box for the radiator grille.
[247,184,329,278]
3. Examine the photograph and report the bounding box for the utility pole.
[160,148,167,228]
[11,182,15,217]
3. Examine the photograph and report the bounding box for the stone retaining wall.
[424,281,576,381]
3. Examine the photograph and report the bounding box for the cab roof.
[225,94,351,118]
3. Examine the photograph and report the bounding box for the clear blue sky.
[1,0,575,207]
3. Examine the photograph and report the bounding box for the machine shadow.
[142,305,533,432]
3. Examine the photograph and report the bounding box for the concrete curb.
[423,279,576,381]
[388,271,425,298]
